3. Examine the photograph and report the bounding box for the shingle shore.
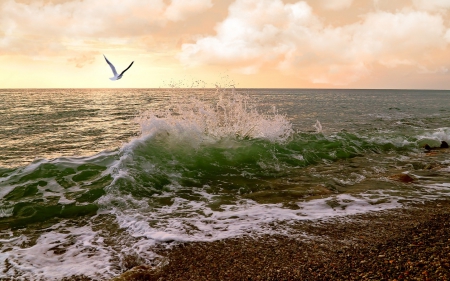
[113,199,450,281]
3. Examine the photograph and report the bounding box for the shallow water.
[0,88,449,280]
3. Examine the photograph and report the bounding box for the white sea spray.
[135,90,294,144]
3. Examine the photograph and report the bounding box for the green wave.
[0,130,418,229]
[0,154,115,229]
[112,131,416,197]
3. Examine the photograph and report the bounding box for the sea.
[0,88,449,280]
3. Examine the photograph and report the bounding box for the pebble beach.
[114,199,450,281]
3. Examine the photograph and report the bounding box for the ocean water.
[0,88,449,280]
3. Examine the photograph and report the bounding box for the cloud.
[67,51,98,68]
[319,0,353,10]
[412,0,450,11]
[3,0,450,87]
[180,0,318,66]
[0,0,213,65]
[165,0,213,22]
[1,0,167,39]
[180,0,450,85]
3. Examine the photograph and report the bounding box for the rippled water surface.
[0,88,449,280]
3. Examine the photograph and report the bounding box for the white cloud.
[180,0,450,85]
[180,0,318,66]
[319,0,353,10]
[349,11,447,66]
[417,65,449,74]
[1,0,168,39]
[445,29,450,42]
[0,0,213,65]
[165,0,213,22]
[412,0,450,11]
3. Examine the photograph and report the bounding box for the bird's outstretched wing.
[119,61,134,77]
[103,55,118,76]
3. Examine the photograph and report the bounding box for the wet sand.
[112,199,450,281]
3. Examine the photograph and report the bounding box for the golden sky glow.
[2,0,450,88]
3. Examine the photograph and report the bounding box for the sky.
[2,0,450,89]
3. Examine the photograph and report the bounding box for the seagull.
[103,54,134,81]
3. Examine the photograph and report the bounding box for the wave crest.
[135,90,294,143]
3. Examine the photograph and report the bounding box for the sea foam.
[135,89,294,144]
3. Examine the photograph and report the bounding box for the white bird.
[103,55,134,81]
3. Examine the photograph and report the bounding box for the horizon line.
[1,87,449,91]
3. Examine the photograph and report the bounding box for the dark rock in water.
[389,174,415,183]
[423,141,448,152]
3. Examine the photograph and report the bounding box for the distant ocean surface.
[1,88,449,280]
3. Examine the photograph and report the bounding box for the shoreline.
[113,199,450,281]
